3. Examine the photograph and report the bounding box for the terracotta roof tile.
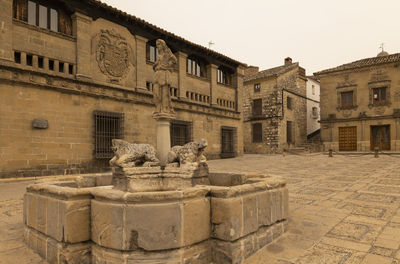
[314,53,400,75]
[244,63,298,82]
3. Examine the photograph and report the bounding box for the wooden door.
[339,126,357,151]
[221,128,235,158]
[370,125,390,150]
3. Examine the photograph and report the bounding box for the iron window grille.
[252,98,262,117]
[94,111,124,159]
[170,120,193,147]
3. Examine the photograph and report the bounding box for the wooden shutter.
[252,123,262,142]
[14,0,28,21]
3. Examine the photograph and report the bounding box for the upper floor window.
[312,85,315,95]
[252,98,262,117]
[217,68,231,85]
[341,91,353,108]
[146,43,158,63]
[187,57,206,78]
[254,83,260,92]
[13,0,72,35]
[312,107,318,119]
[373,87,386,105]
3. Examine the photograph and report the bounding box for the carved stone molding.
[96,29,134,82]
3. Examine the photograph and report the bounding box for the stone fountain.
[23,39,288,264]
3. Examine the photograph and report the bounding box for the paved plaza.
[1,153,400,263]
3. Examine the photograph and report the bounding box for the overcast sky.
[101,0,400,75]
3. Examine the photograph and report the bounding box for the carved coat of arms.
[96,29,134,82]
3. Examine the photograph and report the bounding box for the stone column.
[177,51,187,100]
[72,12,92,81]
[135,35,148,91]
[209,64,218,107]
[153,113,174,167]
[0,0,13,61]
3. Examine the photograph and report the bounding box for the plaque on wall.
[32,119,49,129]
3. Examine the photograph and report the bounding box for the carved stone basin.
[24,170,288,263]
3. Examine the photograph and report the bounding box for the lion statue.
[109,139,159,168]
[167,138,208,166]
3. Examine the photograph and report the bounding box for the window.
[373,87,386,105]
[187,57,206,77]
[287,97,292,110]
[48,59,54,70]
[146,81,153,92]
[170,121,192,147]
[146,43,158,63]
[59,62,64,73]
[252,98,262,117]
[312,107,318,119]
[14,51,21,64]
[254,83,260,92]
[341,91,353,108]
[312,85,315,95]
[217,68,231,85]
[38,56,43,68]
[13,0,72,35]
[68,64,73,75]
[94,111,124,159]
[26,54,33,66]
[252,123,262,143]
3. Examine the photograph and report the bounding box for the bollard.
[374,147,379,158]
[328,148,333,157]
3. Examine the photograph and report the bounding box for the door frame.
[370,125,391,151]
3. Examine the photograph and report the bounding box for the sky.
[101,0,400,75]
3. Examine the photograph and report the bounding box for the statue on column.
[153,39,177,117]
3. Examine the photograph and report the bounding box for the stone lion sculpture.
[167,138,208,166]
[109,139,159,168]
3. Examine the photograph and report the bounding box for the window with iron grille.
[170,121,192,147]
[254,83,260,93]
[252,98,262,117]
[252,123,262,142]
[94,111,124,159]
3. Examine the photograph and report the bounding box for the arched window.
[13,0,72,35]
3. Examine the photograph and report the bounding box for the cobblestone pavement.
[208,154,400,264]
[1,153,400,263]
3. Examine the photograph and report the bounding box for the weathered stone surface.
[109,139,159,168]
[167,139,208,166]
[242,194,258,236]
[24,226,92,264]
[125,202,182,251]
[91,200,124,250]
[211,196,243,241]
[183,197,211,246]
[209,172,247,186]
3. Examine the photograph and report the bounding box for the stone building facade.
[306,76,320,137]
[243,58,307,153]
[0,0,244,178]
[315,51,400,151]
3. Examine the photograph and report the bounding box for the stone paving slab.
[1,153,400,263]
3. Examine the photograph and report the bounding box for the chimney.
[244,66,259,76]
[284,57,292,66]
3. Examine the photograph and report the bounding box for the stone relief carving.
[167,139,207,166]
[96,29,134,82]
[153,39,177,116]
[337,74,356,88]
[369,68,389,82]
[109,139,159,168]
